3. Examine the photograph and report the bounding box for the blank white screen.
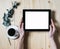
[25,11,49,29]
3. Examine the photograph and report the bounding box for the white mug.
[6,25,20,40]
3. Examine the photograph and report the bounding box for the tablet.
[23,9,51,31]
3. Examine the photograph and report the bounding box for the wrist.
[49,32,54,39]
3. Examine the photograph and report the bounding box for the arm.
[49,19,57,49]
[49,37,57,49]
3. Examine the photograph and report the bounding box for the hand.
[19,18,24,40]
[49,19,56,38]
[19,23,24,40]
[17,19,24,49]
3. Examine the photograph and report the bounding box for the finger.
[20,23,24,34]
[20,17,23,28]
[51,19,55,30]
[21,23,24,30]
[51,20,56,36]
[49,25,52,33]
[49,25,52,37]
[51,19,55,28]
[20,21,22,28]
